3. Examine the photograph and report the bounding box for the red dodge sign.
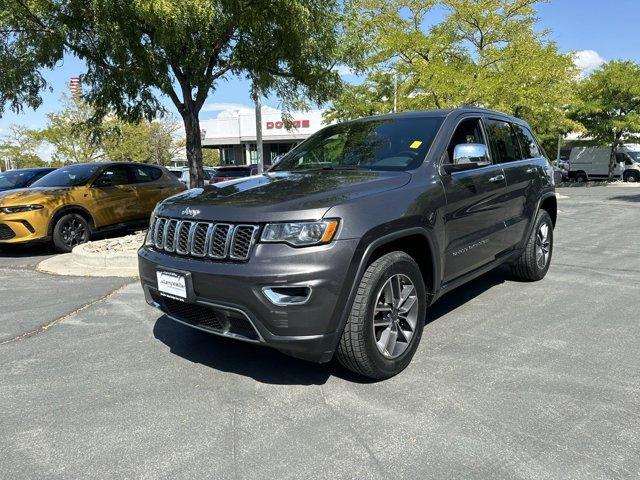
[266,119,310,129]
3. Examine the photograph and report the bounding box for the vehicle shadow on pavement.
[152,267,515,385]
[153,316,377,385]
[427,267,510,323]
[0,243,55,258]
[608,194,640,203]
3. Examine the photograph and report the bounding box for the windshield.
[0,170,38,189]
[627,151,640,162]
[272,117,444,172]
[31,164,101,187]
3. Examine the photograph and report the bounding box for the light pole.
[252,83,264,174]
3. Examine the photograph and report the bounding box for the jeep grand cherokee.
[139,108,557,379]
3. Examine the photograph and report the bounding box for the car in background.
[0,162,185,252]
[208,165,259,184]
[168,167,218,188]
[0,167,57,192]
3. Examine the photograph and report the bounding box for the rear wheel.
[336,251,426,380]
[574,172,588,183]
[510,210,553,282]
[52,213,91,253]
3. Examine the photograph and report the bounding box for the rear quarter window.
[514,124,543,159]
[132,165,163,183]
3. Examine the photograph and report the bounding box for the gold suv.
[0,162,185,252]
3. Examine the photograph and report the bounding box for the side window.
[94,165,132,186]
[445,118,487,164]
[484,119,521,163]
[514,124,542,159]
[131,165,163,183]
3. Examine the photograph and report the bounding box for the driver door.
[440,117,510,282]
[87,165,139,227]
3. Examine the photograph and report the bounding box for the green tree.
[103,116,182,165]
[36,97,116,164]
[0,125,45,170]
[329,0,579,153]
[202,148,221,167]
[1,0,343,187]
[571,61,640,179]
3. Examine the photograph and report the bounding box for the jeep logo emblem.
[181,207,201,218]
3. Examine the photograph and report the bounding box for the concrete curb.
[37,244,138,278]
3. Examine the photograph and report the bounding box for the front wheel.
[52,213,91,253]
[336,251,426,380]
[624,171,639,183]
[510,210,554,282]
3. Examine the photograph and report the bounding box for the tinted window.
[131,165,163,183]
[169,170,182,178]
[0,170,40,189]
[272,117,444,172]
[446,118,487,163]
[485,119,521,163]
[514,124,542,158]
[31,164,101,187]
[95,166,131,186]
[213,169,252,178]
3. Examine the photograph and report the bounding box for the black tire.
[52,213,91,253]
[574,172,588,183]
[336,251,427,380]
[510,210,553,282]
[624,171,639,183]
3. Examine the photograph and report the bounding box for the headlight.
[0,204,44,214]
[261,220,339,246]
[145,212,157,246]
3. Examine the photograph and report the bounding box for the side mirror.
[452,143,491,167]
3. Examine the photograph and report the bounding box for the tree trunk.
[609,132,623,181]
[252,84,264,174]
[182,108,206,188]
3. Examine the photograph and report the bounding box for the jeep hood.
[0,187,72,206]
[157,170,411,222]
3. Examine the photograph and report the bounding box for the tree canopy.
[1,0,343,185]
[330,0,579,153]
[571,60,640,177]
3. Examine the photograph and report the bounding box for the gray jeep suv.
[138,107,557,379]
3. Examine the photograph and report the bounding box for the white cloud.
[573,50,605,77]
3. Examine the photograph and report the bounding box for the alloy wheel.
[535,223,551,270]
[61,218,88,248]
[372,274,419,359]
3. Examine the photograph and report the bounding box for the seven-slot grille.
[150,217,259,261]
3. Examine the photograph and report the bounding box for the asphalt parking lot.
[1,185,639,480]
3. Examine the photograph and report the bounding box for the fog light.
[262,286,312,306]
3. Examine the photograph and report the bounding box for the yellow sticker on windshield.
[409,140,423,149]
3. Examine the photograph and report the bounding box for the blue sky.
[1,0,639,140]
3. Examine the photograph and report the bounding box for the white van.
[569,145,640,182]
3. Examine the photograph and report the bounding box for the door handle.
[526,167,537,174]
[489,174,505,183]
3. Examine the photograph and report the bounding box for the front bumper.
[0,210,50,244]
[138,239,359,363]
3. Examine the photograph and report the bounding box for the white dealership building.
[200,108,328,166]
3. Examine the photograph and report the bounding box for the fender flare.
[47,205,96,237]
[327,226,442,355]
